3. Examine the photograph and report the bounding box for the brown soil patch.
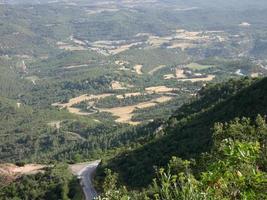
[69,162,91,175]
[133,64,143,75]
[0,164,45,176]
[69,160,101,175]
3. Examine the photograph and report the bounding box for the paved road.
[75,160,101,200]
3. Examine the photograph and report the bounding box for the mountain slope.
[97,77,267,189]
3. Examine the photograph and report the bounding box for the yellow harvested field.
[99,106,136,125]
[149,65,166,75]
[178,75,215,82]
[164,74,176,80]
[109,42,142,55]
[176,69,186,78]
[145,86,177,93]
[0,164,45,176]
[52,93,112,115]
[53,94,112,108]
[145,29,220,50]
[116,92,142,99]
[111,81,127,90]
[175,29,204,40]
[99,96,173,125]
[52,87,177,124]
[133,64,143,75]
[155,96,173,103]
[88,28,226,55]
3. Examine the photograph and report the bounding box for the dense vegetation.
[0,0,267,199]
[0,164,84,200]
[96,77,267,189]
[97,115,267,199]
[0,94,163,163]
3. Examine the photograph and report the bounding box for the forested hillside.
[97,77,267,189]
[0,0,267,199]
[97,115,267,199]
[0,94,161,163]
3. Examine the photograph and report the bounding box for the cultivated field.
[52,85,178,124]
[145,85,177,93]
[52,94,113,115]
[99,96,173,125]
[178,75,216,82]
[175,69,187,78]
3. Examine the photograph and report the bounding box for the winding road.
[70,160,101,200]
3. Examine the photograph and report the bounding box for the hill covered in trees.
[96,77,267,192]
